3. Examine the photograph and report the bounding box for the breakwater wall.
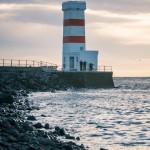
[57,71,114,88]
[0,67,114,91]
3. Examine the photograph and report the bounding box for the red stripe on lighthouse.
[63,36,85,43]
[64,19,85,26]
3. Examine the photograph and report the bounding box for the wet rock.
[65,134,75,140]
[7,135,18,142]
[17,133,30,143]
[37,130,45,135]
[55,126,61,131]
[0,93,14,104]
[100,148,108,150]
[33,122,43,128]
[41,114,46,117]
[11,90,17,96]
[23,121,34,131]
[27,115,36,121]
[45,123,50,129]
[76,137,80,140]
[0,119,10,128]
[54,126,67,136]
[8,118,17,126]
[59,128,67,136]
[20,90,28,96]
[11,143,20,149]
[36,137,51,145]
[7,128,19,137]
[29,144,42,150]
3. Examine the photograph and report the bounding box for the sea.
[28,77,150,150]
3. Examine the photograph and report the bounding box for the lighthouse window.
[80,47,83,50]
[69,57,74,68]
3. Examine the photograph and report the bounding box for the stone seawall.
[57,72,114,88]
[0,67,114,91]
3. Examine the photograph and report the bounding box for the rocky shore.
[0,67,109,150]
[0,67,87,149]
[0,67,72,92]
[0,90,88,150]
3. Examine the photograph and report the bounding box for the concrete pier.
[0,67,114,89]
[57,71,114,88]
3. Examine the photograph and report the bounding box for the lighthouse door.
[69,57,74,69]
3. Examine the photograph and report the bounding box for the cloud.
[0,0,50,4]
[0,4,62,26]
[1,0,150,13]
[86,9,150,45]
[86,0,150,13]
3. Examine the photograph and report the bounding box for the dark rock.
[7,128,19,137]
[29,144,43,150]
[8,118,17,126]
[43,133,50,139]
[0,119,10,128]
[0,93,14,104]
[55,126,61,131]
[27,115,36,121]
[100,148,108,150]
[59,128,67,136]
[37,130,45,136]
[23,121,34,131]
[65,134,75,140]
[20,90,28,96]
[11,143,20,149]
[17,133,30,143]
[41,114,46,117]
[45,123,50,129]
[11,90,17,96]
[76,137,80,140]
[30,140,40,145]
[33,122,43,128]
[36,137,51,145]
[7,135,18,142]
[0,140,9,148]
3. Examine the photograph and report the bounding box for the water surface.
[28,77,150,150]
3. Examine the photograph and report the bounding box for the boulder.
[59,128,67,136]
[33,122,43,128]
[27,115,36,121]
[100,148,108,150]
[23,121,34,131]
[65,134,75,140]
[45,123,50,129]
[0,93,14,104]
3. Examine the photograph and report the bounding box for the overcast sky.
[0,0,150,76]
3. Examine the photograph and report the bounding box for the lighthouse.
[62,1,98,71]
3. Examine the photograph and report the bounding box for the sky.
[0,0,150,77]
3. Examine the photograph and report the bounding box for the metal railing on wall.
[59,65,112,72]
[98,66,112,72]
[0,59,58,70]
[0,59,112,72]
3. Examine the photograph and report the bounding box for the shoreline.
[0,67,111,150]
[0,89,88,150]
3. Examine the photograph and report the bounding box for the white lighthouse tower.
[62,1,98,71]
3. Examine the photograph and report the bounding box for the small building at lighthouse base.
[63,50,98,71]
